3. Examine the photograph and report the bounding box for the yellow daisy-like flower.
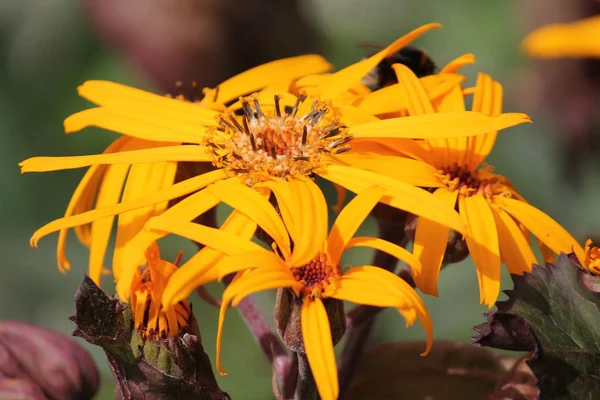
[20,54,333,285]
[154,179,431,400]
[523,15,600,58]
[381,65,584,306]
[131,242,191,338]
[582,239,600,275]
[21,23,530,298]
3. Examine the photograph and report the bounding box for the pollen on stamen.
[204,94,351,186]
[292,252,341,299]
[439,162,507,198]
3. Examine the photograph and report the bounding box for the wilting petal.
[459,195,500,308]
[319,164,465,234]
[162,210,257,307]
[327,185,385,265]
[301,298,338,400]
[345,237,422,273]
[440,53,476,73]
[350,111,531,140]
[412,188,458,296]
[490,205,536,275]
[208,55,332,104]
[332,266,432,355]
[317,23,442,99]
[20,145,212,172]
[64,107,211,144]
[495,196,584,262]
[330,153,442,187]
[522,16,600,58]
[77,80,219,123]
[209,179,291,256]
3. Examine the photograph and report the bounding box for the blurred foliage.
[1,0,599,399]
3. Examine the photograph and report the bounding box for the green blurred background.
[1,0,599,398]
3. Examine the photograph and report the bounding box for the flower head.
[378,65,584,306]
[130,242,190,338]
[153,179,432,400]
[582,239,600,275]
[523,15,600,58]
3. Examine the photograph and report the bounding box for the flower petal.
[522,16,600,58]
[345,237,422,273]
[77,80,219,124]
[490,205,536,275]
[392,64,435,116]
[319,164,465,234]
[440,53,476,73]
[495,196,584,262]
[327,185,385,265]
[412,188,458,296]
[30,169,227,249]
[317,23,442,99]
[209,55,332,104]
[329,153,442,187]
[209,179,291,256]
[161,210,258,307]
[469,73,503,168]
[19,145,214,172]
[64,107,211,144]
[302,298,339,400]
[459,195,500,308]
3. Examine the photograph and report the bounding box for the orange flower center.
[292,252,341,299]
[584,239,600,275]
[440,163,509,198]
[205,95,350,186]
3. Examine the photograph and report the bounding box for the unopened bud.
[0,320,99,400]
[274,288,346,354]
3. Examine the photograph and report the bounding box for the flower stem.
[294,352,317,400]
[337,205,408,399]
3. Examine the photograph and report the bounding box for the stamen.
[274,95,282,117]
[291,94,307,117]
[253,99,265,118]
[302,126,308,146]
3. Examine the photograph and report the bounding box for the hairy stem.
[294,352,317,400]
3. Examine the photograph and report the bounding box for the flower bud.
[0,320,99,400]
[274,288,345,354]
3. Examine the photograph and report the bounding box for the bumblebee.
[361,45,437,90]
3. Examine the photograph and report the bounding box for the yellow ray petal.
[88,163,130,285]
[490,205,536,275]
[64,107,211,144]
[345,237,422,273]
[161,210,257,307]
[495,196,584,262]
[459,195,500,308]
[469,73,503,168]
[440,53,476,73]
[435,84,467,166]
[77,80,219,124]
[210,55,333,104]
[350,111,531,140]
[522,16,600,58]
[329,153,442,187]
[319,164,465,234]
[331,103,380,127]
[392,64,435,116]
[31,169,226,248]
[56,136,130,272]
[301,298,338,400]
[209,179,291,256]
[327,185,385,265]
[112,161,177,280]
[349,138,433,163]
[333,266,432,354]
[20,145,212,172]
[332,183,346,214]
[356,73,465,116]
[412,188,458,296]
[318,23,442,99]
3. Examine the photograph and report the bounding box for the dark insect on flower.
[361,44,437,90]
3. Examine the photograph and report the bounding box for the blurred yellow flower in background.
[523,15,600,58]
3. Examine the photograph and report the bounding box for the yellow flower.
[582,239,600,275]
[131,242,190,338]
[523,16,600,58]
[157,179,431,400]
[21,23,530,297]
[380,65,584,306]
[20,54,333,285]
